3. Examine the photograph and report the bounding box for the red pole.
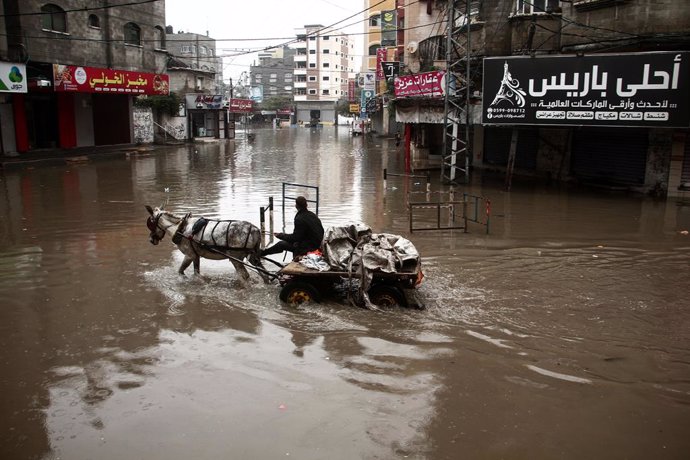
[404,123,411,173]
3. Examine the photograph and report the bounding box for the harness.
[170,215,253,251]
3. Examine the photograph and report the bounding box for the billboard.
[250,85,263,103]
[229,98,253,113]
[186,94,223,109]
[482,51,690,127]
[53,64,169,95]
[394,71,446,98]
[381,10,397,47]
[0,63,27,93]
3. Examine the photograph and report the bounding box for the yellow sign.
[349,104,360,113]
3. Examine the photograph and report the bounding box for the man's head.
[295,196,308,210]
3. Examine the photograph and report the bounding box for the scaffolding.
[441,0,473,184]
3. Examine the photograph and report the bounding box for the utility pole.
[441,0,472,184]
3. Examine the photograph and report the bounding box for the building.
[250,46,296,99]
[164,29,226,139]
[1,0,169,154]
[293,24,354,125]
[395,0,690,197]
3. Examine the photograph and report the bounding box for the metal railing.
[259,197,274,249]
[408,190,490,234]
[281,182,319,229]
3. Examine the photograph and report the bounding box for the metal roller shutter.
[483,127,537,170]
[682,136,690,187]
[571,128,648,186]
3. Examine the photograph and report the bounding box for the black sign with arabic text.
[482,52,690,128]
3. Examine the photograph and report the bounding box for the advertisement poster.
[482,51,690,127]
[0,63,27,93]
[53,64,169,95]
[381,10,397,47]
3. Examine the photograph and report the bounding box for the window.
[284,85,292,91]
[309,63,316,68]
[124,22,141,45]
[323,62,330,68]
[199,46,208,56]
[270,73,277,78]
[297,88,307,95]
[309,76,316,81]
[322,49,330,54]
[323,76,330,81]
[309,49,316,54]
[308,89,316,94]
[309,36,316,40]
[296,62,307,68]
[323,35,330,40]
[195,76,203,89]
[284,73,293,80]
[88,14,100,29]
[515,0,559,14]
[322,89,330,95]
[368,44,379,56]
[297,75,307,82]
[155,25,166,49]
[297,48,307,55]
[41,4,67,32]
[181,45,194,54]
[370,14,380,27]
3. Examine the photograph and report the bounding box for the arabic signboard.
[186,94,223,110]
[229,98,253,113]
[349,103,360,113]
[53,64,169,95]
[394,71,446,98]
[482,52,690,127]
[381,10,397,47]
[381,62,400,80]
[361,72,376,90]
[348,79,356,101]
[376,48,387,81]
[0,63,27,93]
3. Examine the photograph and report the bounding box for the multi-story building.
[165,31,223,94]
[250,46,296,99]
[395,0,690,197]
[293,24,354,125]
[0,0,168,153]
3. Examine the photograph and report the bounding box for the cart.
[277,261,424,308]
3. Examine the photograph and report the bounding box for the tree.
[258,95,293,111]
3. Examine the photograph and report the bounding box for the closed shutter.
[682,136,690,187]
[483,127,537,170]
[571,128,648,186]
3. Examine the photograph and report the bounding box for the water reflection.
[0,127,689,459]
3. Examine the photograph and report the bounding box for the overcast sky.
[165,0,366,85]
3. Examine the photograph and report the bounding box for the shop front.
[0,62,28,154]
[185,94,226,139]
[11,63,169,152]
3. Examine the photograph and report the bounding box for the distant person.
[260,196,324,259]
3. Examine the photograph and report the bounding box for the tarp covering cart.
[277,224,424,309]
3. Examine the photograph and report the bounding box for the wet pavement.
[1,127,690,459]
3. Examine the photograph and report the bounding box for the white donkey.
[145,205,269,283]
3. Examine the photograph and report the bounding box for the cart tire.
[368,284,406,308]
[280,281,321,305]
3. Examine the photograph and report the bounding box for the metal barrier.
[383,168,431,192]
[259,197,274,248]
[282,182,319,228]
[408,191,490,234]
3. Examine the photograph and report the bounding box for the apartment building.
[250,46,296,99]
[293,24,355,125]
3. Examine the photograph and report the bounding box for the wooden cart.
[277,261,424,308]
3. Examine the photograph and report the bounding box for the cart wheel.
[280,281,321,305]
[368,284,406,308]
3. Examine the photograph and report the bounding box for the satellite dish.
[406,41,418,54]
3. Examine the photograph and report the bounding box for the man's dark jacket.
[276,209,324,253]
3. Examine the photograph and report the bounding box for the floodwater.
[1,127,689,460]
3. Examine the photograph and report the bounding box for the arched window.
[368,44,380,56]
[88,14,100,28]
[41,4,66,32]
[155,25,166,49]
[124,22,141,46]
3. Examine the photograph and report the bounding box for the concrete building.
[250,46,296,99]
[293,24,355,125]
[395,0,690,197]
[165,31,223,94]
[1,0,168,153]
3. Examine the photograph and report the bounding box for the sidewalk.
[0,143,164,169]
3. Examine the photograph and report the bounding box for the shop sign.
[349,103,360,113]
[276,108,292,116]
[348,79,356,101]
[482,51,690,127]
[381,10,397,47]
[0,63,27,93]
[186,94,223,109]
[394,70,446,98]
[376,48,387,80]
[53,64,169,95]
[229,98,253,113]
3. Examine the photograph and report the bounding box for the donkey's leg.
[229,259,251,282]
[193,257,201,275]
[179,256,194,275]
[248,252,271,284]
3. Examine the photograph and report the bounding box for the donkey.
[145,205,269,283]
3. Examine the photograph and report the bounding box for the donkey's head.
[145,205,166,245]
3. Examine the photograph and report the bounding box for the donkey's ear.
[145,205,154,215]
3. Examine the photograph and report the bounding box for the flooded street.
[1,127,690,459]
